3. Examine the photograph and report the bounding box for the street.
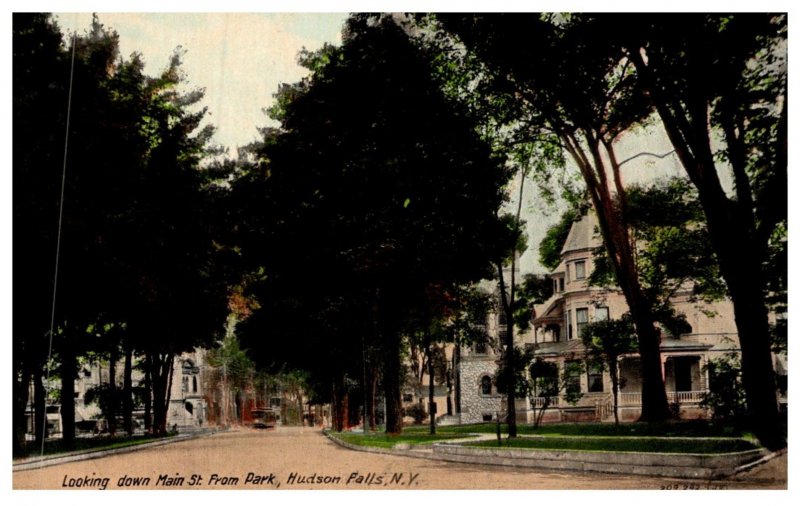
[12,426,786,490]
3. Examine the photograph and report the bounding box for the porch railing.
[618,390,707,406]
[530,396,560,409]
[531,390,708,411]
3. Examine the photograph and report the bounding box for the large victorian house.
[528,213,742,422]
[458,212,782,424]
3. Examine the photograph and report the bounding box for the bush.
[701,353,747,426]
[403,403,427,424]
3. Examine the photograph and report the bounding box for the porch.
[527,390,709,423]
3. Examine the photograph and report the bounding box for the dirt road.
[12,426,786,490]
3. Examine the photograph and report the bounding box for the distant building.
[167,349,208,429]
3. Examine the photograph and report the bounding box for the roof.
[527,339,586,357]
[561,213,602,255]
[659,338,713,352]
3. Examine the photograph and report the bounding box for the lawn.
[465,436,758,454]
[332,431,468,449]
[404,421,748,438]
[15,433,178,459]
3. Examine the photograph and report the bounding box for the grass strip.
[16,433,179,459]
[404,421,747,438]
[463,436,757,454]
[333,432,467,449]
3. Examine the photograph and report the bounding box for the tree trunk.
[626,294,670,422]
[454,343,461,414]
[123,346,133,435]
[148,351,174,436]
[13,365,32,456]
[60,342,77,448]
[332,374,348,432]
[629,47,784,448]
[427,336,436,435]
[590,169,670,422]
[495,259,518,437]
[708,214,783,448]
[108,346,118,436]
[610,358,620,426]
[382,328,403,434]
[143,360,152,434]
[556,124,671,423]
[33,367,47,447]
[367,365,378,430]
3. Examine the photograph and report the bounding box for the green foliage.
[512,274,553,332]
[539,207,585,271]
[494,346,534,398]
[701,354,747,426]
[403,404,427,425]
[585,178,725,335]
[207,319,255,395]
[447,285,493,348]
[84,383,124,423]
[580,315,638,362]
[627,178,726,305]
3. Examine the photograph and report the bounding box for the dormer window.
[559,278,564,292]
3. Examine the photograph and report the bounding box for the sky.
[54,12,349,154]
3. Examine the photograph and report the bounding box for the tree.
[432,14,672,422]
[13,13,228,444]
[580,316,638,425]
[236,14,508,434]
[528,358,584,428]
[12,13,71,454]
[207,318,256,425]
[617,13,786,449]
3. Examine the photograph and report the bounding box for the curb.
[13,429,224,472]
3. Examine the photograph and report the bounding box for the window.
[566,310,573,340]
[559,278,565,292]
[565,361,582,394]
[575,260,586,280]
[587,362,604,392]
[576,308,589,336]
[192,376,198,393]
[482,413,493,422]
[474,341,488,354]
[566,265,571,283]
[554,279,559,293]
[480,376,493,395]
[595,306,609,321]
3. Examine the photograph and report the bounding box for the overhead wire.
[41,27,78,457]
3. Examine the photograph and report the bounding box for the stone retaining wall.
[431,443,768,479]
